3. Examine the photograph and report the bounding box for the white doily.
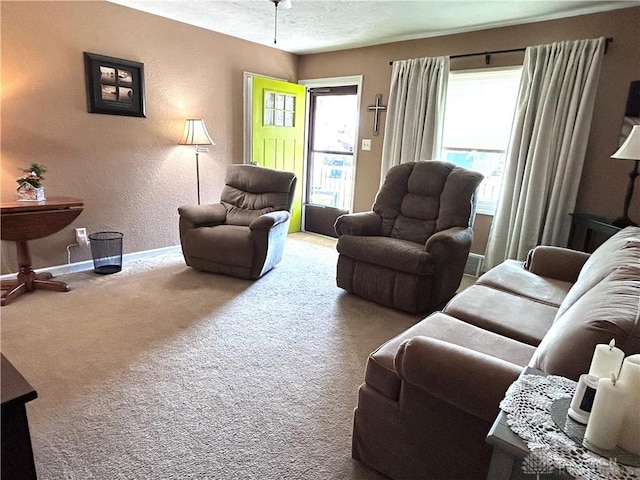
[499,374,640,480]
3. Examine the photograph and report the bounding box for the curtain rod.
[388,37,612,66]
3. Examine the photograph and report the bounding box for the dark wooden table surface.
[1,354,38,479]
[1,197,83,306]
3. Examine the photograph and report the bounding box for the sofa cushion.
[555,226,640,319]
[337,235,433,275]
[443,285,557,346]
[476,259,573,307]
[530,267,640,381]
[365,312,536,401]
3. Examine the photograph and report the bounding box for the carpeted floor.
[1,233,436,479]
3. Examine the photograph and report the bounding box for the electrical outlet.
[75,228,89,246]
[361,139,372,151]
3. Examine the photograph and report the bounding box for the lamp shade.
[179,119,214,146]
[612,125,640,160]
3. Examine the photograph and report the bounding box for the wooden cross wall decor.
[368,94,387,136]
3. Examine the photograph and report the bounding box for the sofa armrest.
[394,336,522,422]
[334,212,382,237]
[178,203,227,227]
[250,211,290,231]
[524,246,590,283]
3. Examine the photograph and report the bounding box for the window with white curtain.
[440,66,522,215]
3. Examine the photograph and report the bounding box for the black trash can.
[89,231,123,274]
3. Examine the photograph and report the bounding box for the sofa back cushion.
[554,227,640,320]
[373,161,483,245]
[530,266,640,381]
[220,165,296,226]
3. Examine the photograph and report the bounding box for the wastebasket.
[89,231,123,274]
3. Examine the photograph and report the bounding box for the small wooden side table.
[567,213,621,253]
[486,368,569,480]
[1,197,83,306]
[1,354,38,480]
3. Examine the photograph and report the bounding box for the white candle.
[617,354,640,455]
[588,339,625,379]
[584,373,627,451]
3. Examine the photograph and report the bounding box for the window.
[264,91,295,127]
[440,67,522,215]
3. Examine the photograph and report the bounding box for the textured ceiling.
[109,0,639,54]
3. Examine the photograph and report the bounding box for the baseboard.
[0,245,182,281]
[464,253,485,278]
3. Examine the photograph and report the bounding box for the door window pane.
[312,96,357,153]
[264,91,296,127]
[309,152,353,210]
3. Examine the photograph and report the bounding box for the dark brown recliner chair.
[178,164,297,279]
[335,161,483,313]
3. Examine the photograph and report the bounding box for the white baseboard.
[0,245,182,281]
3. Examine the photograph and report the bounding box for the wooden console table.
[567,213,621,253]
[1,197,83,306]
[1,354,38,479]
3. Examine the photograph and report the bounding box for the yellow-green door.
[251,76,305,232]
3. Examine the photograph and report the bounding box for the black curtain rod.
[389,37,612,66]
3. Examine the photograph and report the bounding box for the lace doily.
[499,374,640,480]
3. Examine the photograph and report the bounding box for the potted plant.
[16,163,47,201]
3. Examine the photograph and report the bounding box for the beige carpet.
[1,233,430,479]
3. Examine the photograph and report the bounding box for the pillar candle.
[584,373,627,451]
[588,339,625,379]
[616,354,640,455]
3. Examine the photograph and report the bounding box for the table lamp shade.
[612,125,640,160]
[611,124,640,227]
[180,119,214,146]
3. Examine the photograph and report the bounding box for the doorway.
[244,73,306,232]
[302,82,359,237]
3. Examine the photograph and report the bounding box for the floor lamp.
[611,125,640,228]
[179,119,215,205]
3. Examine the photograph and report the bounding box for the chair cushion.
[183,224,253,268]
[373,161,483,245]
[337,235,433,275]
[221,165,296,226]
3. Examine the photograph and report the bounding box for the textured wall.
[3,3,639,273]
[299,7,640,254]
[1,1,298,273]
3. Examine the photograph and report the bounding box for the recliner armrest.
[250,211,290,231]
[334,212,381,236]
[524,246,590,283]
[394,336,522,422]
[424,226,472,253]
[178,204,227,227]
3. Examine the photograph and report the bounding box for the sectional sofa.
[352,226,640,480]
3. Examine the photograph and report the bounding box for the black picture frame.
[84,52,146,118]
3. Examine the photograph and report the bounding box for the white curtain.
[485,37,607,269]
[380,56,450,182]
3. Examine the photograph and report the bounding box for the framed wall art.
[84,52,146,117]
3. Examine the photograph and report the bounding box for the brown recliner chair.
[334,161,483,313]
[178,164,297,280]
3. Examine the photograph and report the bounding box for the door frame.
[298,75,363,216]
